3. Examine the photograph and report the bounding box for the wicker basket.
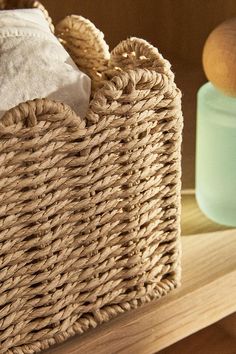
[0,1,183,353]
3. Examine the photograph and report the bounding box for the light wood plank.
[160,313,236,354]
[44,227,236,354]
[43,0,236,63]
[181,192,232,235]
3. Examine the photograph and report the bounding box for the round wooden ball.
[203,18,236,96]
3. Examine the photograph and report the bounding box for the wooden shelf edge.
[45,229,236,354]
[160,313,236,354]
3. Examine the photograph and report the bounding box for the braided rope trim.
[4,285,179,354]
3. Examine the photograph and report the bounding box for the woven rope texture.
[0,2,183,353]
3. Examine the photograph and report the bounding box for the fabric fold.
[0,9,91,118]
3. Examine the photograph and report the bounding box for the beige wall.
[43,0,236,187]
[43,0,236,64]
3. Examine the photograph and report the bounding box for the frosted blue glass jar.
[196,82,236,226]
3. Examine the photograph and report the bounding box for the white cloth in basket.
[0,9,91,118]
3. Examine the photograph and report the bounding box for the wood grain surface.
[160,313,236,354]
[43,0,236,61]
[181,191,231,235]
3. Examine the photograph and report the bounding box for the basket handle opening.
[110,38,173,79]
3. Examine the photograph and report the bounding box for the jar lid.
[203,18,236,97]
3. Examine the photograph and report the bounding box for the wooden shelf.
[181,190,232,235]
[160,313,236,354]
[45,194,236,354]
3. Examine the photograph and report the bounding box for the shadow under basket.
[0,1,183,353]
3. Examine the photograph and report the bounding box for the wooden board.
[44,194,236,354]
[160,313,236,354]
[181,191,232,235]
[43,0,236,61]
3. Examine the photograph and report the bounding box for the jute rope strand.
[110,37,173,74]
[56,15,110,92]
[0,1,183,353]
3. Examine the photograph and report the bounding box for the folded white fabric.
[0,9,91,118]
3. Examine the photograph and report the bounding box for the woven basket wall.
[0,1,183,353]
